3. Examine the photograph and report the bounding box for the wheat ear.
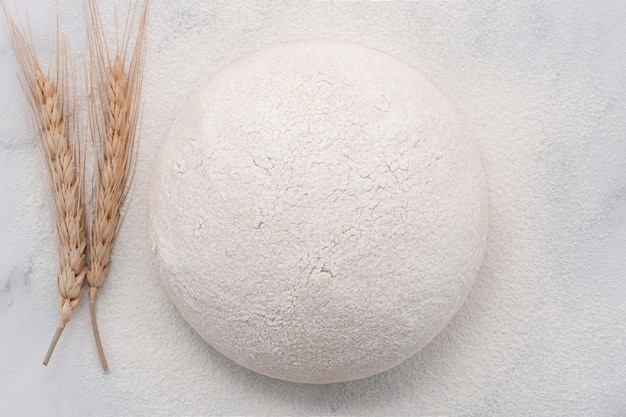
[1,3,87,366]
[85,0,148,371]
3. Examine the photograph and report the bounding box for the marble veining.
[0,1,624,416]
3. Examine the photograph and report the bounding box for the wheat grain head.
[84,0,148,371]
[1,1,87,366]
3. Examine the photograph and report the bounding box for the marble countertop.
[1,1,625,416]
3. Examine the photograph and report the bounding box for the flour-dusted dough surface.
[149,40,488,384]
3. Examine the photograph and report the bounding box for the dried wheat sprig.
[85,0,148,371]
[1,2,87,366]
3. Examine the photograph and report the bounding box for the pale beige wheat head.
[1,2,87,366]
[85,0,148,371]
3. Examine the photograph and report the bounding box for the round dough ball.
[150,40,488,384]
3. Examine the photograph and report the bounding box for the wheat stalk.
[85,0,148,371]
[1,2,87,366]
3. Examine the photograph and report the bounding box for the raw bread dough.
[149,40,488,384]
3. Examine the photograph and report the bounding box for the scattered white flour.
[1,1,624,415]
[149,41,488,383]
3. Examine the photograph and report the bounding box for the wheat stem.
[43,325,65,366]
[89,288,109,371]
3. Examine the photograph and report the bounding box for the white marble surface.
[0,1,625,416]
